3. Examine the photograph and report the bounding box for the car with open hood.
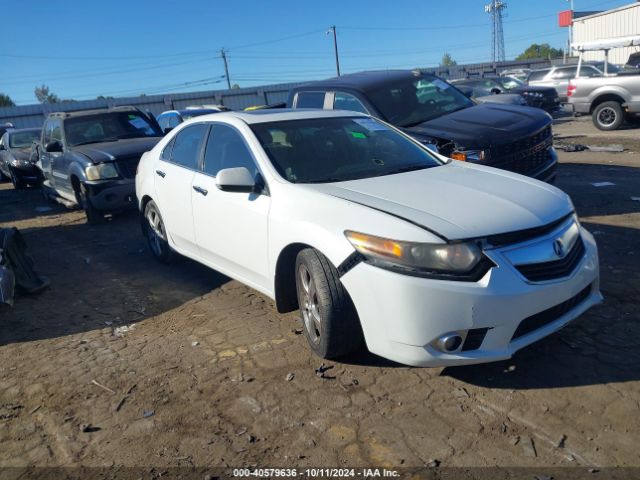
[36,106,162,223]
[287,70,558,183]
[135,109,601,367]
[0,128,42,188]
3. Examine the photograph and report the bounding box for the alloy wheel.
[145,206,165,257]
[598,107,617,127]
[298,263,322,344]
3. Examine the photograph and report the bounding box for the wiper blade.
[381,165,429,176]
[72,138,119,146]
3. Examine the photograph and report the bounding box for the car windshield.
[9,130,40,149]
[64,111,160,146]
[367,75,473,127]
[251,117,443,184]
[498,76,524,90]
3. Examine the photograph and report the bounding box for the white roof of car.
[193,108,368,125]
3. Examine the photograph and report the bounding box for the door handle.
[193,185,208,196]
[155,170,166,178]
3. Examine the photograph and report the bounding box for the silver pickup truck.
[568,72,640,130]
[568,36,640,130]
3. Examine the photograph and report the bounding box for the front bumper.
[84,178,136,212]
[340,227,601,367]
[11,163,41,182]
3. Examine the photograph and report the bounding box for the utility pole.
[567,0,575,59]
[329,26,341,77]
[220,48,231,89]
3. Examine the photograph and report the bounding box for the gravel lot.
[1,116,639,472]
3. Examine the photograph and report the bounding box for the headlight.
[86,163,119,181]
[10,159,31,168]
[345,230,488,279]
[450,149,486,162]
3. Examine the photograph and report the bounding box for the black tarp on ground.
[0,228,49,305]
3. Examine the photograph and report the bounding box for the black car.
[36,106,162,223]
[455,76,561,112]
[157,107,229,134]
[0,128,42,188]
[287,70,557,182]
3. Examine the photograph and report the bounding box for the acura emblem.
[553,239,565,258]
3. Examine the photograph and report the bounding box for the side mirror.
[45,140,63,153]
[490,87,502,95]
[163,127,173,135]
[215,167,256,193]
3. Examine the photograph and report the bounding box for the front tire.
[76,183,104,224]
[593,101,624,131]
[142,200,174,264]
[295,248,363,359]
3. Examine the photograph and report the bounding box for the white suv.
[135,109,601,367]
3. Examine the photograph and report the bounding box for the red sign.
[559,10,573,27]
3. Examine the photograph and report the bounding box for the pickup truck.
[36,106,162,223]
[287,70,557,182]
[569,35,640,130]
[568,72,640,130]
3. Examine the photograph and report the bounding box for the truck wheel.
[295,248,363,359]
[142,200,174,264]
[593,101,624,131]
[76,183,104,224]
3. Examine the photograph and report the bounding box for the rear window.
[527,69,550,82]
[295,92,325,109]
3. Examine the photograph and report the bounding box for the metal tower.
[485,0,507,66]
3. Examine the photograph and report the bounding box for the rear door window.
[169,124,208,169]
[334,92,369,114]
[528,70,550,82]
[295,92,326,109]
[552,67,576,80]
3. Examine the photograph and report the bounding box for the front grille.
[461,328,490,351]
[511,284,592,340]
[515,237,585,282]
[115,156,141,179]
[489,126,553,176]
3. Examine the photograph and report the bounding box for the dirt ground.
[0,116,639,474]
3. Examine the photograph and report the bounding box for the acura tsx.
[135,109,601,367]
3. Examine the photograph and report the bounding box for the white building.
[572,2,640,64]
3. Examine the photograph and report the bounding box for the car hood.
[11,149,32,161]
[474,94,524,105]
[303,162,572,241]
[404,103,551,148]
[72,137,161,163]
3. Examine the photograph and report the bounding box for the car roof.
[160,109,221,116]
[189,108,368,125]
[47,106,141,119]
[293,69,435,92]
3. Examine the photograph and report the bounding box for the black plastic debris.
[0,228,50,305]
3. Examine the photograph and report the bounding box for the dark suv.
[288,70,557,182]
[37,106,162,223]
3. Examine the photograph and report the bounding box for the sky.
[0,0,631,105]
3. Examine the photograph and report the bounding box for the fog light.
[436,333,463,353]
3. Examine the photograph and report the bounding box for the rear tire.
[295,248,363,359]
[592,101,624,131]
[142,200,174,264]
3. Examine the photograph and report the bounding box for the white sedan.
[135,109,601,367]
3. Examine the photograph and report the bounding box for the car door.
[0,133,9,177]
[191,123,271,291]
[39,120,54,184]
[49,120,68,192]
[153,123,208,254]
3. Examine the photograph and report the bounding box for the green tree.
[231,83,240,89]
[34,85,60,104]
[0,93,15,107]
[516,43,564,60]
[440,53,457,66]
